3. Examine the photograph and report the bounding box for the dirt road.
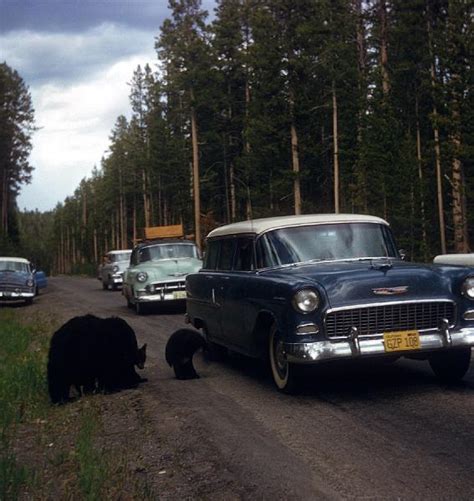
[32,276,474,499]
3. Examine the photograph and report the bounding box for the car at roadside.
[185,214,474,393]
[99,250,132,290]
[0,257,37,305]
[434,253,474,266]
[123,239,202,314]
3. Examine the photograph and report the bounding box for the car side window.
[131,250,138,266]
[217,239,235,270]
[204,240,219,270]
[256,235,279,268]
[234,237,255,271]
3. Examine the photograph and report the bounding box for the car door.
[187,238,236,343]
[208,238,236,343]
[219,236,257,352]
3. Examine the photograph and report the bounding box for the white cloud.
[7,24,157,212]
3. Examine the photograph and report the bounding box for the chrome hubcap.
[274,338,287,378]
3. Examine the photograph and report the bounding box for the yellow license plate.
[383,330,420,352]
[173,290,187,299]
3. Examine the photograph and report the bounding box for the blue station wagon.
[186,214,474,393]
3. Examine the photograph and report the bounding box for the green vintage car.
[122,239,202,314]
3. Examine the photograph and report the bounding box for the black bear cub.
[47,314,147,404]
[165,328,207,380]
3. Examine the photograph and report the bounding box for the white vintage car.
[434,253,474,266]
[99,250,132,290]
[123,239,202,314]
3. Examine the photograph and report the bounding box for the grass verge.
[0,308,154,500]
[0,309,48,499]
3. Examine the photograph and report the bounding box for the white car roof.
[0,257,30,263]
[207,213,389,239]
[107,250,132,254]
[433,253,474,266]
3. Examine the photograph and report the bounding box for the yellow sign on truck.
[142,224,184,240]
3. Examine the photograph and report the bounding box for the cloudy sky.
[1,0,215,212]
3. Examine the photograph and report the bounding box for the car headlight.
[26,278,34,287]
[462,277,474,299]
[113,265,119,273]
[136,272,148,283]
[292,289,320,313]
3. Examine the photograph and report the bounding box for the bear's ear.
[141,343,147,351]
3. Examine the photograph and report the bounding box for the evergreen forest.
[1,0,473,274]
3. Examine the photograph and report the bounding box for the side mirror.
[398,249,407,261]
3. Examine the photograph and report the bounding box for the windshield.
[0,261,30,272]
[109,252,131,262]
[258,223,398,267]
[138,244,198,263]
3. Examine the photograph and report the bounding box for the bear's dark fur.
[165,328,207,380]
[47,314,147,404]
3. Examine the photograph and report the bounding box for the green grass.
[0,310,48,499]
[0,309,153,499]
[75,406,108,501]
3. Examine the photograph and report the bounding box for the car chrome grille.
[325,301,455,338]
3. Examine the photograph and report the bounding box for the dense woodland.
[1,0,473,274]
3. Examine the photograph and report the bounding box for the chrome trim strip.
[463,310,474,320]
[284,327,474,364]
[325,298,456,313]
[296,323,319,335]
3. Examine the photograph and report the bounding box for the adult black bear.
[165,328,207,380]
[47,314,147,404]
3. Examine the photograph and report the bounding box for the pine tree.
[0,63,35,239]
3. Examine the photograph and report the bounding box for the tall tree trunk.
[132,196,137,244]
[244,81,253,220]
[354,0,368,212]
[116,208,121,248]
[415,98,428,259]
[119,163,126,248]
[60,225,64,274]
[379,0,390,96]
[226,86,235,223]
[289,89,301,215]
[111,213,116,250]
[332,82,340,213]
[243,6,253,220]
[450,101,469,252]
[142,169,150,228]
[1,168,8,234]
[93,228,98,264]
[427,12,446,254]
[230,163,237,222]
[190,87,201,249]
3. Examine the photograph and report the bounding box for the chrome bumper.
[0,291,35,300]
[284,326,474,364]
[135,292,187,303]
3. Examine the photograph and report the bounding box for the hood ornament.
[372,286,409,296]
